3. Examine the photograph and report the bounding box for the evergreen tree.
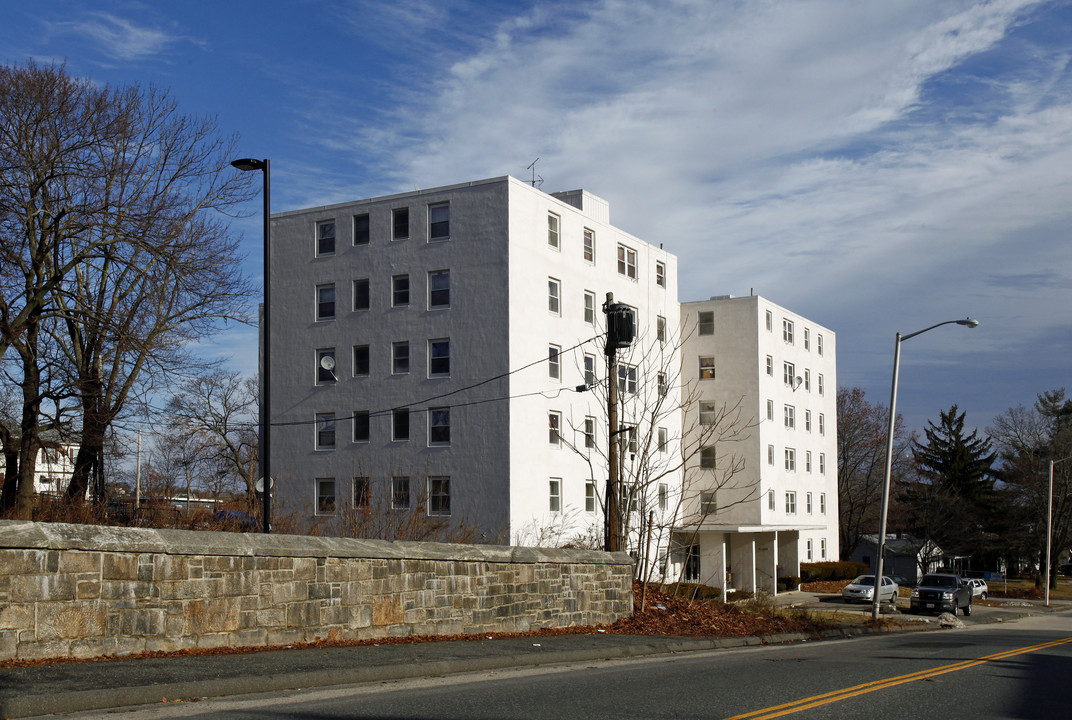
[913,405,996,502]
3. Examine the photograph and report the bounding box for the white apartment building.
[268,176,681,548]
[677,295,839,597]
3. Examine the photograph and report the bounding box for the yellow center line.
[723,636,1072,720]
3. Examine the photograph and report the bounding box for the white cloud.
[47,12,201,62]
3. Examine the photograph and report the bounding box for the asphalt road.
[40,608,1072,720]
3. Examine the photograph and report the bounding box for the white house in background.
[676,295,839,598]
[0,429,78,497]
[268,176,681,551]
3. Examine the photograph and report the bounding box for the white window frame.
[700,401,717,426]
[316,219,335,257]
[392,341,409,374]
[782,318,795,344]
[766,399,774,421]
[428,407,450,445]
[428,476,451,516]
[818,373,825,396]
[586,480,596,512]
[768,489,775,511]
[316,348,336,385]
[819,413,826,436]
[805,410,812,432]
[584,416,596,449]
[428,202,450,242]
[549,411,562,445]
[617,243,637,279]
[766,355,774,376]
[818,334,824,356]
[392,476,410,509]
[316,413,336,450]
[316,283,335,321]
[656,261,666,288]
[584,290,595,324]
[820,493,827,515]
[768,444,775,466]
[784,404,795,430]
[549,478,562,513]
[392,274,410,307]
[548,344,561,380]
[785,447,796,472]
[806,492,813,514]
[804,328,810,351]
[548,213,560,249]
[699,356,715,380]
[806,450,812,473]
[428,269,450,309]
[583,353,596,387]
[316,478,336,515]
[583,227,595,262]
[765,310,773,332]
[786,491,797,515]
[783,361,795,386]
[548,277,561,315]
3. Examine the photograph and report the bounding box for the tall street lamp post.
[1045,455,1072,607]
[871,317,979,620]
[231,158,271,534]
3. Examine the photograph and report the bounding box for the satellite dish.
[319,355,336,371]
[255,476,274,492]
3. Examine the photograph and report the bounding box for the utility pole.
[603,293,635,553]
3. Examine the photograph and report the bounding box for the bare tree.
[164,371,259,510]
[0,61,254,517]
[563,320,755,581]
[835,386,913,559]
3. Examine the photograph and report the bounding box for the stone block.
[16,639,70,661]
[102,554,139,581]
[0,630,16,660]
[154,555,191,582]
[0,604,33,630]
[348,604,372,629]
[266,628,304,646]
[144,636,196,654]
[37,601,108,640]
[0,549,45,575]
[58,551,101,574]
[292,557,317,581]
[77,578,102,600]
[11,572,76,602]
[371,596,404,626]
[228,628,268,648]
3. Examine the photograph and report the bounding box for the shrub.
[778,575,801,591]
[800,561,867,582]
[663,582,722,601]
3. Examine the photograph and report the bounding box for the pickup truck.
[910,573,973,615]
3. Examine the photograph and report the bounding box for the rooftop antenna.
[526,158,543,188]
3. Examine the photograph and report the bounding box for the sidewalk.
[0,596,1059,719]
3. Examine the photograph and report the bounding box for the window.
[584,291,595,324]
[583,228,595,262]
[820,453,826,475]
[784,405,795,429]
[698,311,714,335]
[586,480,596,512]
[768,444,775,465]
[392,408,410,441]
[392,274,410,307]
[785,491,797,514]
[353,278,370,311]
[820,493,827,514]
[392,476,410,509]
[768,489,776,511]
[818,374,825,396]
[806,492,813,514]
[700,446,717,469]
[353,213,370,245]
[353,476,370,508]
[392,342,409,374]
[353,345,370,376]
[700,491,717,515]
[785,448,796,471]
[316,220,335,256]
[783,361,795,386]
[316,413,335,450]
[821,538,827,560]
[623,425,638,454]
[684,545,700,583]
[353,410,370,442]
[817,334,824,356]
[804,328,811,351]
[783,318,794,344]
[806,451,812,473]
[428,270,450,309]
[766,310,773,332]
[804,369,811,391]
[617,365,637,394]
[656,261,666,288]
[583,353,596,387]
[549,479,561,512]
[658,427,668,453]
[316,284,335,320]
[617,244,637,279]
[766,355,774,376]
[700,402,717,426]
[805,410,812,432]
[806,538,813,561]
[657,315,666,344]
[819,413,826,436]
[317,348,336,384]
[428,476,450,516]
[548,345,561,380]
[429,407,450,445]
[429,339,450,376]
[657,372,667,397]
[584,416,596,449]
[392,207,409,240]
[548,277,561,315]
[316,479,336,515]
[659,483,668,512]
[428,202,449,241]
[699,356,715,380]
[549,411,562,445]
[548,213,560,249]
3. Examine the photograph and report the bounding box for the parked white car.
[842,575,899,604]
[966,578,989,599]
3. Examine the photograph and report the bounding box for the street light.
[231,158,271,534]
[1045,455,1072,607]
[871,317,979,620]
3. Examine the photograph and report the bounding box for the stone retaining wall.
[0,520,633,662]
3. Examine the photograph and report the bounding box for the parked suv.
[910,573,973,615]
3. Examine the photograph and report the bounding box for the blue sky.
[3,0,1070,436]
